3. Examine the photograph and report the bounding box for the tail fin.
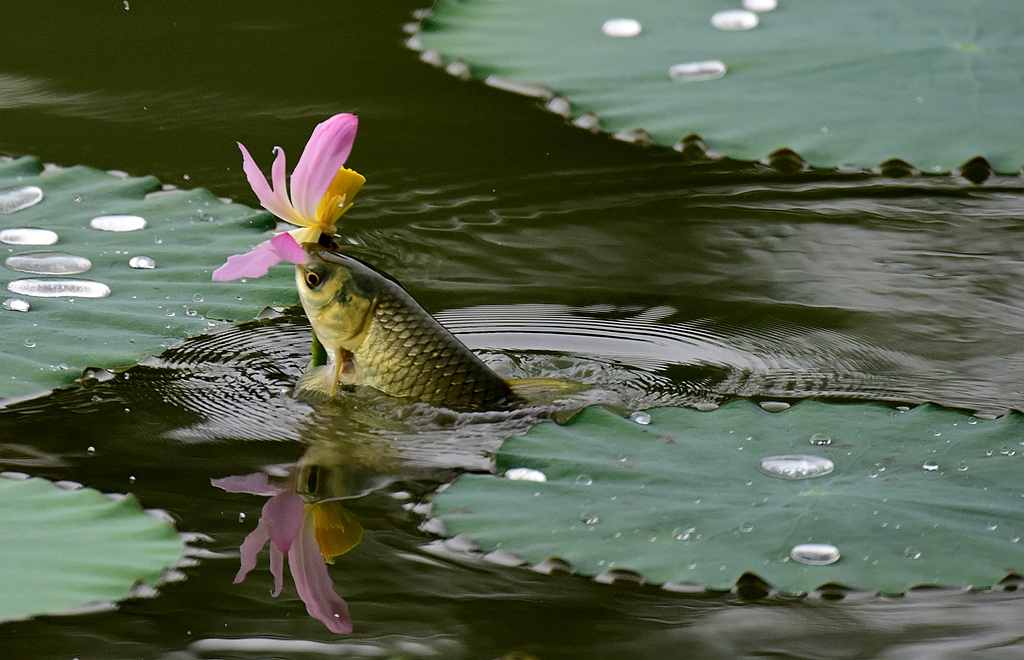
[506,377,587,405]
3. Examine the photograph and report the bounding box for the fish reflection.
[294,433,402,502]
[210,423,442,634]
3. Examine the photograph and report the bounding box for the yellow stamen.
[316,167,366,233]
[309,500,364,564]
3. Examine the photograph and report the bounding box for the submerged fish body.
[295,243,519,410]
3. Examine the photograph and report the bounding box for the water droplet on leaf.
[669,60,727,82]
[809,433,831,446]
[90,215,147,232]
[0,186,44,214]
[575,474,593,486]
[743,0,777,11]
[0,228,59,246]
[2,298,30,312]
[759,455,834,480]
[129,255,156,269]
[7,278,111,298]
[601,18,642,37]
[922,462,939,471]
[630,411,651,425]
[711,9,759,30]
[6,252,92,275]
[505,467,547,482]
[790,543,840,565]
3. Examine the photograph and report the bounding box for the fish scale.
[359,291,513,408]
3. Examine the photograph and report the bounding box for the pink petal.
[234,517,270,584]
[211,473,282,496]
[263,490,305,556]
[289,517,353,634]
[269,543,285,597]
[268,231,307,265]
[212,239,283,281]
[290,114,358,221]
[238,143,302,225]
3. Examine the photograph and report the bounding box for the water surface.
[2,1,1024,658]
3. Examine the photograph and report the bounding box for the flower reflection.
[213,113,365,281]
[212,471,363,633]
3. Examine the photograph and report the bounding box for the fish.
[294,243,527,410]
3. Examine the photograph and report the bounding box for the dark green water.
[3,1,1024,658]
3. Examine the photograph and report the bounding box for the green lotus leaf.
[433,401,1024,595]
[0,156,297,402]
[416,0,1024,173]
[0,474,186,622]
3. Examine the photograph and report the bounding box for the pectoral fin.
[295,363,341,398]
[295,348,359,399]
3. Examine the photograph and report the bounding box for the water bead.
[790,543,840,565]
[2,298,30,312]
[7,278,111,298]
[90,214,147,232]
[601,18,642,38]
[630,411,651,425]
[672,526,696,540]
[129,255,156,269]
[809,433,832,446]
[759,401,790,412]
[6,252,92,275]
[504,467,547,482]
[669,60,727,83]
[0,228,59,246]
[743,0,777,11]
[711,9,759,30]
[0,186,44,214]
[922,461,939,471]
[579,513,599,525]
[575,474,593,486]
[759,454,835,480]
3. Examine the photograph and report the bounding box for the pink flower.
[213,113,365,281]
[212,472,363,633]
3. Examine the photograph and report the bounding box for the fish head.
[296,244,375,351]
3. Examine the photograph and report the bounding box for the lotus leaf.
[433,401,1024,594]
[417,0,1024,172]
[0,156,297,402]
[0,474,186,621]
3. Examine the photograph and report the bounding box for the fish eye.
[306,466,319,495]
[305,271,322,289]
